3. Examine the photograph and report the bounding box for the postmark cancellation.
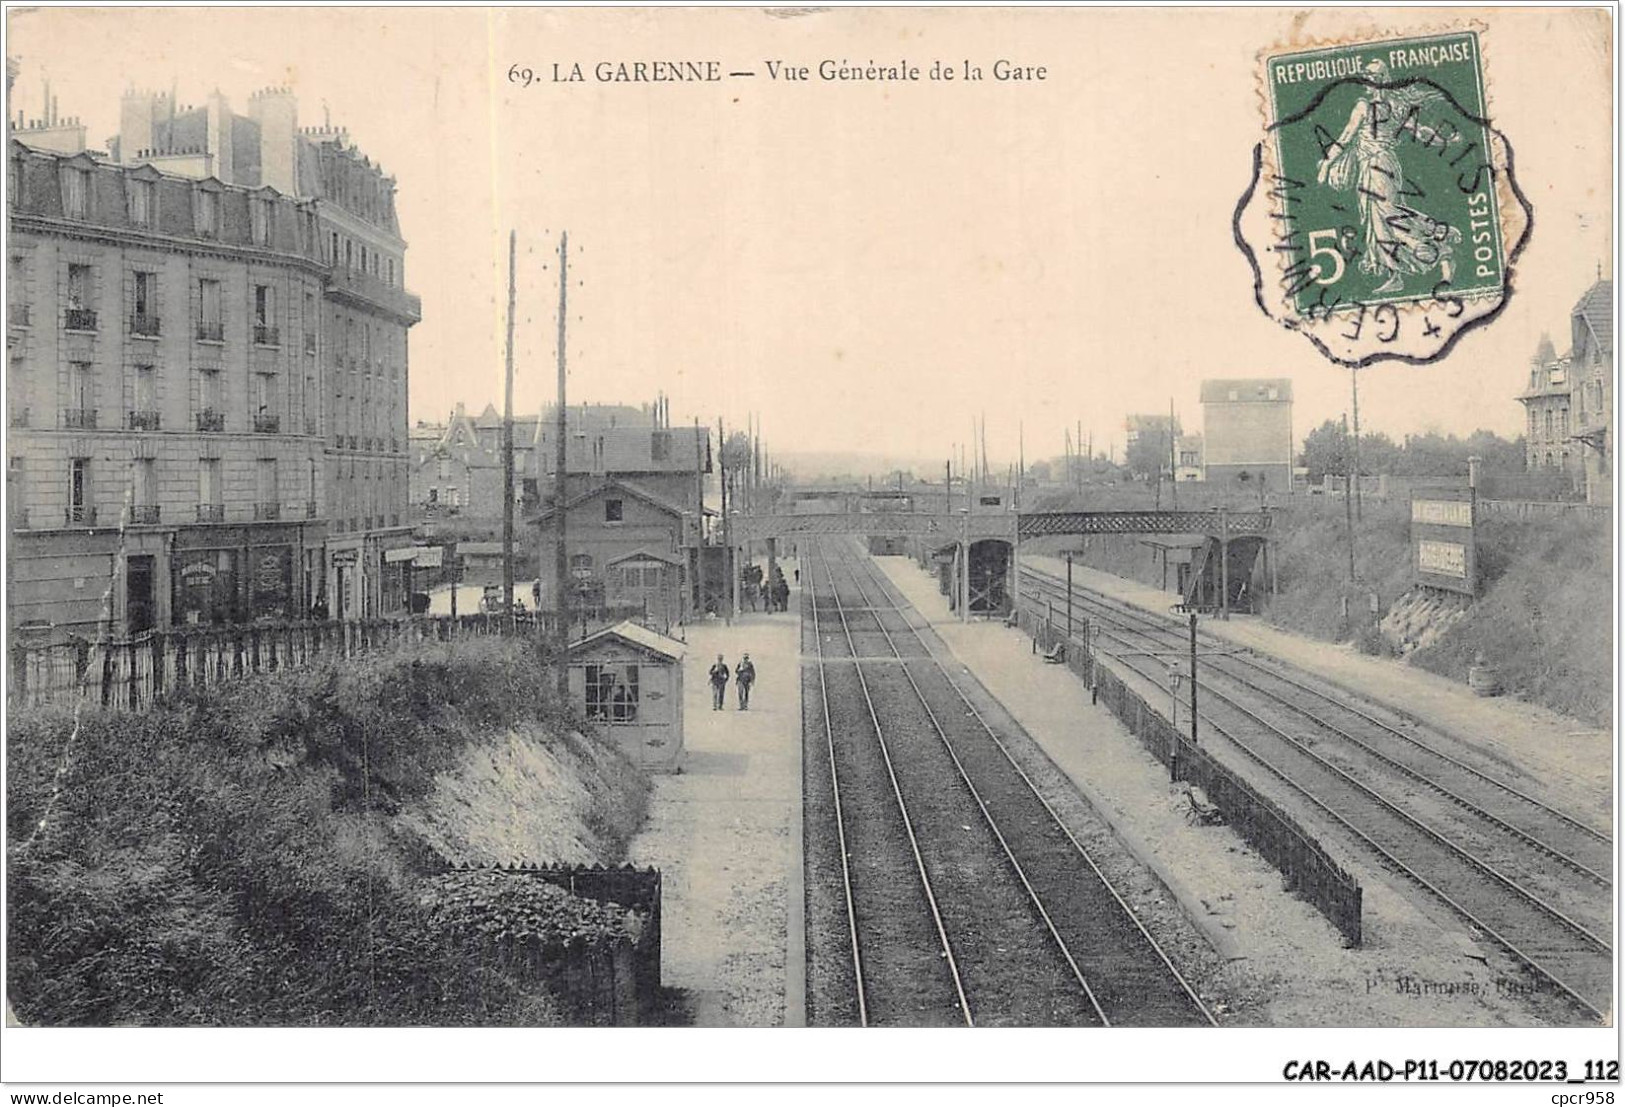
[1236,28,1534,367]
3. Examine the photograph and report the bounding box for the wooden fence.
[1018,605,1364,946]
[8,607,653,712]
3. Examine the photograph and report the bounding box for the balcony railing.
[196,409,225,432]
[128,410,161,431]
[253,324,281,347]
[9,303,30,328]
[255,502,281,521]
[130,313,161,337]
[64,308,97,331]
[196,503,225,523]
[305,500,318,519]
[196,321,225,342]
[130,504,161,525]
[324,266,422,324]
[9,406,28,428]
[64,504,97,527]
[63,408,97,430]
[253,413,281,434]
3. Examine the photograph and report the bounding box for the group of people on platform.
[758,562,790,613]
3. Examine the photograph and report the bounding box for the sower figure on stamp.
[1316,59,1463,295]
[709,653,730,711]
[735,653,756,710]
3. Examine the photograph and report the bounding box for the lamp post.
[1065,550,1074,640]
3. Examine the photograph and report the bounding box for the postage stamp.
[1234,28,1534,367]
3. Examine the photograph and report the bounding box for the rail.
[814,543,973,1024]
[1020,566,1611,1017]
[845,547,1213,1026]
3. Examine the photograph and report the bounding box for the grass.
[7,636,650,1026]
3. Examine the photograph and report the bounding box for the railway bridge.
[733,507,1275,619]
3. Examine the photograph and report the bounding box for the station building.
[6,83,420,637]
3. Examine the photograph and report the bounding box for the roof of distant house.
[568,619,686,662]
[529,476,690,524]
[1573,278,1613,355]
[607,547,686,567]
[1199,378,1294,404]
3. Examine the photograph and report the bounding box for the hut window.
[585,663,639,723]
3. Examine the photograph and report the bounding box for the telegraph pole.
[694,417,706,620]
[1350,368,1363,521]
[1169,397,1179,512]
[719,416,732,623]
[554,232,570,701]
[502,231,516,628]
[1343,412,1356,582]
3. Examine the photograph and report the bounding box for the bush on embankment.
[6,637,650,1026]
[1409,513,1612,727]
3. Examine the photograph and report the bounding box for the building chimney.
[205,89,234,184]
[248,86,298,195]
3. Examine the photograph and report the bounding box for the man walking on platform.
[735,653,756,710]
[709,653,730,711]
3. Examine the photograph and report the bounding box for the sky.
[6,6,1613,471]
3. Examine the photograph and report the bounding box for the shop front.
[171,522,316,627]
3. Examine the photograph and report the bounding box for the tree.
[1299,419,1348,483]
[720,431,753,474]
[1124,416,1180,479]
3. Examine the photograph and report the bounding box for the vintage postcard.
[0,3,1616,1096]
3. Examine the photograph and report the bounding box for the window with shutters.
[197,278,223,341]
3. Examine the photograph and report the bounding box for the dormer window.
[60,165,89,219]
[194,186,220,237]
[128,178,154,228]
[251,196,273,246]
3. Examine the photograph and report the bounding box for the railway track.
[804,539,1213,1026]
[1019,562,1614,1021]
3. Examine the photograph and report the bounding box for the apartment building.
[6,84,420,636]
[1519,278,1612,503]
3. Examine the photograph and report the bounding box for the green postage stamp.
[1236,28,1533,366]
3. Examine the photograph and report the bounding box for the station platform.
[625,561,804,1027]
[1022,553,1612,831]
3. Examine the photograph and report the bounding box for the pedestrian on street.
[735,653,756,710]
[709,653,730,711]
[793,566,800,584]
